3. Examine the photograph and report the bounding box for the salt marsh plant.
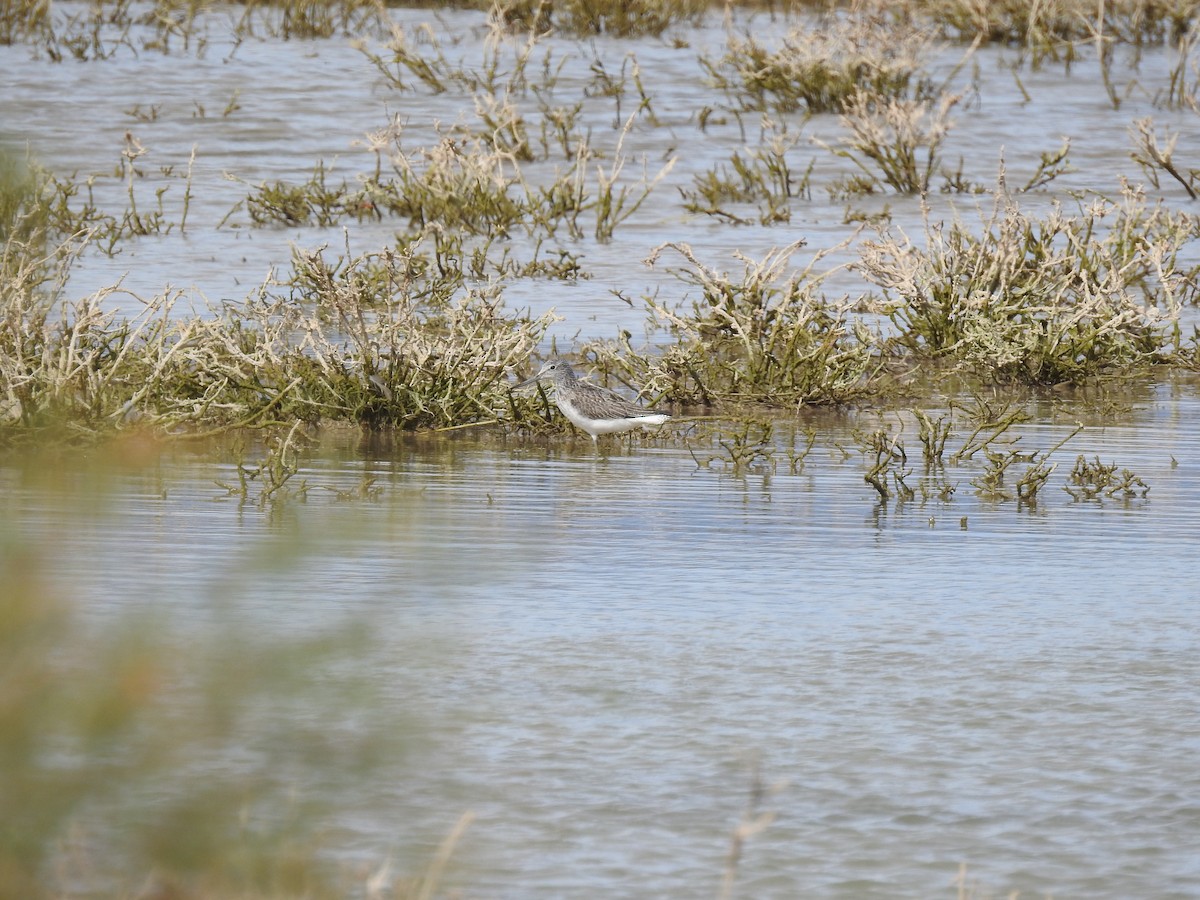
[240,160,377,227]
[160,247,556,431]
[860,427,914,500]
[681,134,812,225]
[918,0,1084,62]
[0,221,557,440]
[232,0,390,41]
[360,17,561,98]
[914,408,951,463]
[863,403,1082,504]
[0,149,49,252]
[0,0,49,45]
[1065,454,1150,498]
[1130,117,1200,199]
[239,112,672,245]
[970,437,1074,505]
[593,116,677,241]
[489,0,706,37]
[0,237,181,436]
[710,419,777,474]
[916,0,1195,54]
[216,420,310,506]
[823,89,962,195]
[588,240,879,409]
[31,138,194,255]
[372,135,530,236]
[1158,19,1200,108]
[857,181,1199,383]
[701,12,937,115]
[947,396,1029,463]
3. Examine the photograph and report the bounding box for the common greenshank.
[514,359,670,447]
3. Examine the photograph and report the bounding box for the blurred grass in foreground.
[0,517,457,899]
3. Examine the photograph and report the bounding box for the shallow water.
[5,381,1200,897]
[4,4,1200,896]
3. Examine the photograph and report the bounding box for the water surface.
[5,384,1199,897]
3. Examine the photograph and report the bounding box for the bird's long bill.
[512,374,542,390]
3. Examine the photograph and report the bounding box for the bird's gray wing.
[570,380,667,418]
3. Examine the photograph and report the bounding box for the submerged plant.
[593,115,678,242]
[0,0,50,45]
[231,0,390,41]
[1064,454,1150,498]
[860,427,913,500]
[914,408,952,464]
[240,159,377,227]
[916,0,1194,61]
[216,420,311,506]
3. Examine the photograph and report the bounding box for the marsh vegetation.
[5,0,1200,445]
[5,0,1192,495]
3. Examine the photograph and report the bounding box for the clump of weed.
[368,135,532,236]
[1064,454,1150,498]
[589,240,879,409]
[685,418,815,475]
[702,12,937,115]
[1019,138,1075,192]
[0,0,50,45]
[33,136,195,256]
[708,419,777,474]
[239,160,378,227]
[860,426,914,500]
[918,0,1084,59]
[241,112,672,246]
[857,180,1198,383]
[230,0,390,41]
[916,0,1194,57]
[867,401,1081,506]
[681,133,812,225]
[158,247,557,431]
[1156,19,1200,108]
[946,395,1029,462]
[215,421,311,507]
[970,437,1072,505]
[0,226,558,441]
[360,17,561,100]
[490,0,706,37]
[821,89,962,195]
[1130,117,1200,198]
[0,242,183,438]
